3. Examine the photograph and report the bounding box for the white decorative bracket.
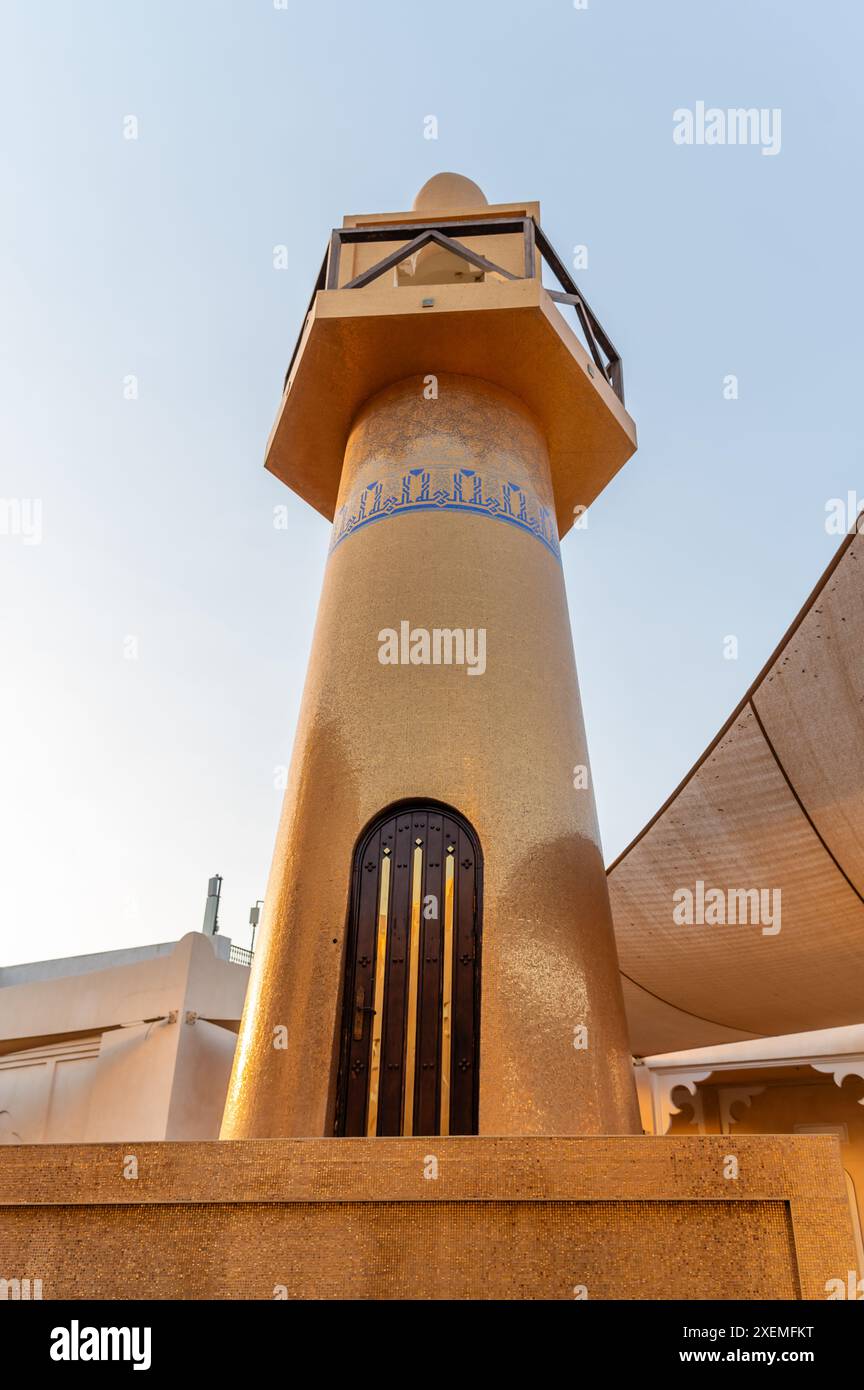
[718,1085,766,1132]
[810,1058,864,1105]
[649,1069,714,1135]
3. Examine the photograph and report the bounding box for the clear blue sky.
[1,0,861,964]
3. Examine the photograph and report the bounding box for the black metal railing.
[283,216,624,405]
[229,944,254,967]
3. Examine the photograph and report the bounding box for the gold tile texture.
[0,1135,855,1301]
[5,1199,797,1301]
[223,376,639,1140]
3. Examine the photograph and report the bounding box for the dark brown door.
[336,803,481,1136]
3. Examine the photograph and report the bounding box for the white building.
[0,933,248,1144]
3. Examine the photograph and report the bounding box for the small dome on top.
[412,172,488,212]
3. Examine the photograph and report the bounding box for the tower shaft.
[222,371,639,1138]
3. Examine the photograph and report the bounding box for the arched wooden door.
[336,803,482,1136]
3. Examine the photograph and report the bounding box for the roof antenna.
[201,875,222,937]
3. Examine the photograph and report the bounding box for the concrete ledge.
[0,1135,856,1300]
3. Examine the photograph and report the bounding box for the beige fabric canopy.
[609,518,864,1056]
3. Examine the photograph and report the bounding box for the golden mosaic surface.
[7,1199,797,1301]
[0,1135,855,1301]
[225,375,639,1142]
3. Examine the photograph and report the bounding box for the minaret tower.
[222,173,640,1139]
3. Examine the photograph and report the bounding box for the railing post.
[325,230,342,290]
[522,217,536,279]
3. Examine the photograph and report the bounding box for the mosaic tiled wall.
[5,1199,797,1300]
[0,1135,856,1301]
